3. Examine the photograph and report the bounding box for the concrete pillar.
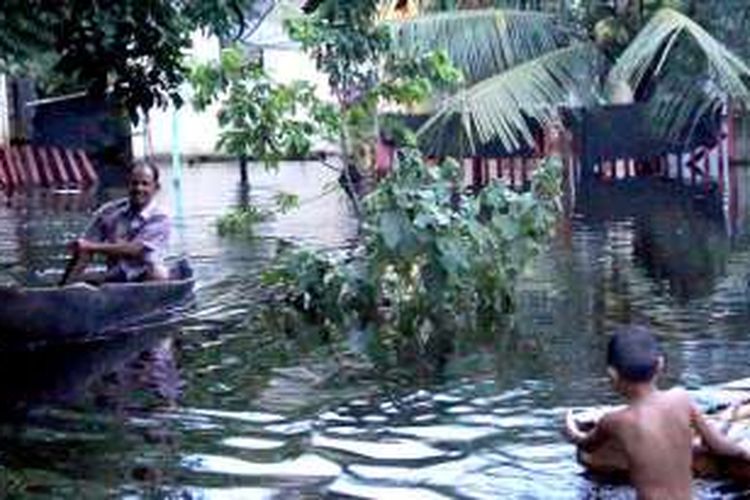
[0,75,10,145]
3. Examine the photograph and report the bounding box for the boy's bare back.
[602,387,693,499]
[566,326,750,498]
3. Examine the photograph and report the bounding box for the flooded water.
[1,161,750,498]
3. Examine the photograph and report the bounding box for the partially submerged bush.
[217,193,299,238]
[263,150,562,370]
[216,206,268,237]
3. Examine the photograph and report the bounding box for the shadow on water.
[575,178,730,302]
[0,326,182,415]
[0,331,186,498]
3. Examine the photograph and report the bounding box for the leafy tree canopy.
[381,1,750,154]
[0,0,256,122]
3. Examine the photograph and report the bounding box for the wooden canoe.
[572,378,750,483]
[0,259,194,349]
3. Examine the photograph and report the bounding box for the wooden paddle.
[59,242,91,286]
[59,255,78,286]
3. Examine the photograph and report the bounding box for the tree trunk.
[338,110,363,221]
[239,154,248,186]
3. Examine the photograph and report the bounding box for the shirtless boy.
[565,326,750,499]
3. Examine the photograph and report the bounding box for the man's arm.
[76,238,146,259]
[565,409,613,452]
[80,210,170,260]
[59,248,92,286]
[60,239,143,285]
[691,403,750,460]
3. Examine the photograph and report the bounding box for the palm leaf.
[608,9,750,109]
[417,43,603,156]
[388,8,566,84]
[646,79,726,145]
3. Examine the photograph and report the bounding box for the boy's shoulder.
[666,386,690,396]
[607,388,693,423]
[598,404,631,431]
[658,386,693,406]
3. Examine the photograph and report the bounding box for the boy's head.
[607,325,663,383]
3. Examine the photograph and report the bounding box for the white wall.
[132,32,224,160]
[134,2,334,160]
[0,75,10,144]
[263,48,332,103]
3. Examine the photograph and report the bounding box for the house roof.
[240,0,309,50]
[240,0,277,39]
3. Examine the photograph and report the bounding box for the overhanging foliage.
[391,6,750,154]
[0,0,256,121]
[609,8,750,138]
[388,8,566,84]
[417,43,603,155]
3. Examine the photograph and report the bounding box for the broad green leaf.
[380,210,405,249]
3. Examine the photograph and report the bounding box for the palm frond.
[417,43,603,156]
[388,9,566,84]
[608,8,750,106]
[646,79,726,145]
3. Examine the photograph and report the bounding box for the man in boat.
[60,161,170,285]
[564,325,750,499]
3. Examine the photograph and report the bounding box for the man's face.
[129,166,158,210]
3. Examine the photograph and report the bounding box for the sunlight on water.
[221,436,286,451]
[328,478,452,500]
[181,453,342,478]
[171,487,277,500]
[185,408,286,424]
[312,434,449,461]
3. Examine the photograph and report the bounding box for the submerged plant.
[216,206,268,237]
[263,151,562,373]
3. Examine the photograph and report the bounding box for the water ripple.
[181,453,342,479]
[312,434,449,461]
[4,166,750,498]
[185,408,286,424]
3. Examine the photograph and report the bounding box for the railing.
[0,145,98,191]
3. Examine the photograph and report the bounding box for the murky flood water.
[1,162,750,498]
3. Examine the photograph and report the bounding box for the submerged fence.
[446,104,740,195]
[0,145,98,191]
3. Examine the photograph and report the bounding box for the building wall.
[732,112,750,165]
[134,9,334,161]
[132,32,224,160]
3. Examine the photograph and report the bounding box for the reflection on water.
[0,329,179,413]
[576,179,730,302]
[1,162,750,498]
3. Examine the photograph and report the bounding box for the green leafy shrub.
[216,206,268,237]
[216,192,300,238]
[263,151,562,369]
